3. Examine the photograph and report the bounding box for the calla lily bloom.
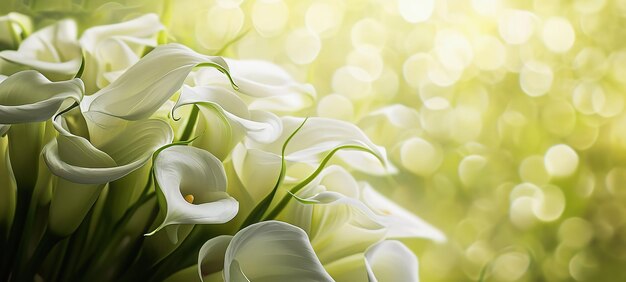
[43,118,172,236]
[285,166,445,242]
[193,59,315,113]
[0,70,83,123]
[79,14,163,93]
[198,221,334,282]
[147,145,238,242]
[173,84,283,159]
[230,116,394,204]
[81,43,232,121]
[364,240,420,282]
[0,12,31,50]
[0,19,81,80]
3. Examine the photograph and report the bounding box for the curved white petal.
[43,119,173,184]
[0,19,80,78]
[198,235,233,281]
[223,221,333,282]
[81,43,231,121]
[241,117,394,175]
[175,85,283,146]
[194,59,315,113]
[0,70,83,123]
[149,146,238,236]
[79,14,163,93]
[365,240,419,282]
[360,183,446,242]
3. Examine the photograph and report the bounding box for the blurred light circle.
[398,0,435,23]
[196,5,244,50]
[400,137,443,176]
[347,46,383,81]
[544,144,579,178]
[473,35,506,71]
[285,28,321,64]
[533,185,565,222]
[458,155,488,186]
[574,0,606,14]
[351,18,386,51]
[305,2,342,36]
[428,57,462,87]
[332,66,372,100]
[573,81,604,115]
[541,100,576,137]
[520,61,553,97]
[498,10,536,45]
[567,121,599,150]
[252,0,289,37]
[317,94,354,121]
[403,53,432,88]
[492,252,531,281]
[559,217,593,248]
[452,106,483,142]
[569,252,597,281]
[519,155,551,185]
[573,48,608,81]
[510,197,538,228]
[542,17,576,53]
[434,29,474,71]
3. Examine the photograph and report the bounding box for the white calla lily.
[198,221,334,282]
[0,12,31,50]
[290,183,445,242]
[0,70,83,123]
[0,19,81,80]
[173,85,282,159]
[365,240,419,282]
[148,145,238,241]
[43,118,173,184]
[81,43,232,121]
[232,117,394,200]
[79,14,163,93]
[44,118,172,236]
[194,59,315,113]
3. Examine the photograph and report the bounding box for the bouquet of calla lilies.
[0,13,444,282]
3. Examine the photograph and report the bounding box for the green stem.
[263,145,379,221]
[11,231,61,282]
[239,118,309,229]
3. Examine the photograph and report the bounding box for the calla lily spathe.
[230,116,394,203]
[0,12,31,50]
[81,43,232,121]
[0,70,83,123]
[79,13,163,93]
[285,166,445,242]
[0,19,81,80]
[173,84,283,159]
[148,145,238,242]
[365,240,419,282]
[198,221,334,282]
[43,118,173,184]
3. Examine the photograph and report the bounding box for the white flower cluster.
[0,13,443,281]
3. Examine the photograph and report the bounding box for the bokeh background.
[3,0,626,280]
